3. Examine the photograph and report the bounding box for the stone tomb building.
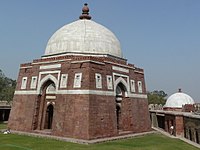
[8,4,151,140]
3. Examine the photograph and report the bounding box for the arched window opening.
[46,83,56,94]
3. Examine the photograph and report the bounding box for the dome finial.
[79,3,92,20]
[178,88,182,92]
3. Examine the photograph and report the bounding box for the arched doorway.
[115,82,127,131]
[44,104,54,129]
[33,80,56,131]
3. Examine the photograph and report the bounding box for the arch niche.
[115,79,128,132]
[44,103,54,129]
[33,75,57,131]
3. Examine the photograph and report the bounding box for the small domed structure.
[164,89,194,108]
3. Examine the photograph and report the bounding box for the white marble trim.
[15,90,37,95]
[14,90,147,99]
[71,60,105,65]
[112,66,129,73]
[46,96,56,99]
[128,93,147,99]
[40,64,61,70]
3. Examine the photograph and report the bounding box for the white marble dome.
[44,19,122,58]
[165,91,194,108]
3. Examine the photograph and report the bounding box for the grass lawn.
[0,123,199,150]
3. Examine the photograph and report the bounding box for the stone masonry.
[8,55,151,140]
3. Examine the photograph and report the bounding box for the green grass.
[0,123,199,150]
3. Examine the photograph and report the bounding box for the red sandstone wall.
[127,98,151,132]
[175,116,184,137]
[88,95,151,139]
[88,95,118,139]
[8,95,36,131]
[52,94,90,139]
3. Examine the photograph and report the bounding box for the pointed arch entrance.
[115,82,127,131]
[33,78,56,131]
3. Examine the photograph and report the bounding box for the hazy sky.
[0,0,200,102]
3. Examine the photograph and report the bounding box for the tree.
[0,69,16,103]
[147,90,167,105]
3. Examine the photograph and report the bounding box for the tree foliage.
[0,69,16,103]
[147,90,167,105]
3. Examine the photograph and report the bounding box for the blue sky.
[0,0,200,102]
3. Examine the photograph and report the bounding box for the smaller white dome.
[165,92,194,108]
